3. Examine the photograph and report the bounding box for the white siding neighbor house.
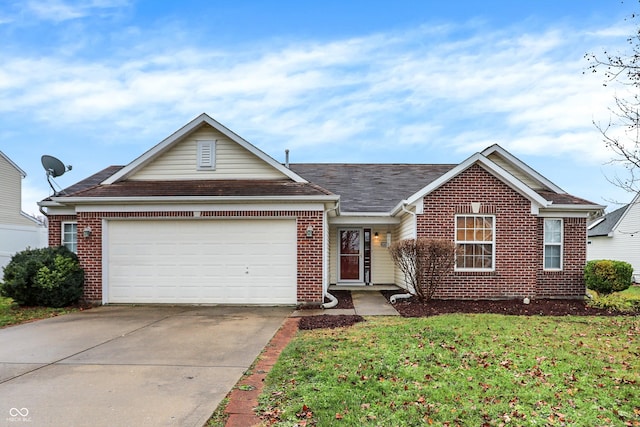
[0,151,48,272]
[588,192,640,282]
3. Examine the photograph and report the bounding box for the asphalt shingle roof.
[588,204,629,237]
[289,163,456,212]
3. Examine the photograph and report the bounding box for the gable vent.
[197,140,216,170]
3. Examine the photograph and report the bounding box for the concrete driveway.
[0,305,292,427]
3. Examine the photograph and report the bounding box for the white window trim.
[454,214,496,272]
[197,140,216,170]
[61,221,78,253]
[543,218,563,271]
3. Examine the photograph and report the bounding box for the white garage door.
[106,219,297,304]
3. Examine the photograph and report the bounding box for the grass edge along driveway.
[259,314,640,426]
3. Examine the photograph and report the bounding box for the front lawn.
[259,315,640,426]
[0,296,78,328]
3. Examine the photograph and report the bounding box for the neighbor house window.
[455,215,495,270]
[62,222,77,253]
[544,218,563,270]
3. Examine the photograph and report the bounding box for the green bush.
[0,246,84,307]
[584,259,633,295]
[587,291,640,312]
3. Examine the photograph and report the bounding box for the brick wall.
[47,214,76,246]
[536,217,587,297]
[416,164,585,299]
[47,210,324,305]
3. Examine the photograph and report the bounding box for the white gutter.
[41,194,340,206]
[401,201,418,239]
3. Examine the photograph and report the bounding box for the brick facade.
[535,217,587,297]
[417,164,586,299]
[47,210,324,305]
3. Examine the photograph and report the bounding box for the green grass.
[259,315,640,426]
[0,296,78,328]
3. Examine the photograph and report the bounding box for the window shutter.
[197,140,216,169]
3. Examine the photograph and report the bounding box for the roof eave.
[45,195,340,205]
[481,144,566,194]
[404,153,550,208]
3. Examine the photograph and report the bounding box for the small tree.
[389,238,457,301]
[585,8,640,193]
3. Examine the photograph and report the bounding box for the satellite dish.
[41,155,72,195]
[41,155,71,177]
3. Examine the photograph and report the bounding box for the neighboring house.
[0,151,48,272]
[587,192,640,282]
[39,114,602,305]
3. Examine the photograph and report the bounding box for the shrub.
[584,259,633,295]
[587,291,640,312]
[389,238,457,301]
[0,246,84,307]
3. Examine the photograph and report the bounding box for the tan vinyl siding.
[329,225,337,284]
[486,152,546,190]
[130,125,287,180]
[0,156,34,226]
[588,203,640,281]
[371,228,395,284]
[393,211,416,286]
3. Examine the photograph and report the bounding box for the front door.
[339,229,362,282]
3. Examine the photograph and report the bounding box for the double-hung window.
[544,219,563,270]
[62,222,78,253]
[455,215,495,270]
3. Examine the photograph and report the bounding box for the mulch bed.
[299,314,365,330]
[380,290,640,317]
[298,290,638,330]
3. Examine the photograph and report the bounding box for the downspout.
[321,201,340,309]
[391,202,416,303]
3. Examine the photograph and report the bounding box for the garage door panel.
[106,219,297,304]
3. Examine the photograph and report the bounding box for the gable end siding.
[0,156,35,226]
[129,125,287,180]
[417,164,538,299]
[486,152,547,191]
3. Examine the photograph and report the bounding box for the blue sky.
[1,0,638,216]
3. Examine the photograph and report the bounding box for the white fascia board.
[41,206,76,215]
[389,199,415,216]
[405,153,550,208]
[538,204,605,218]
[75,202,329,213]
[20,211,45,226]
[0,150,27,177]
[102,113,308,184]
[330,216,401,225]
[587,217,606,230]
[481,144,565,194]
[48,195,339,205]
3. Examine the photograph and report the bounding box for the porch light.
[83,226,92,238]
[306,225,314,237]
[374,232,379,238]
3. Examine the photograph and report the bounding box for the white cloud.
[23,0,129,22]
[0,17,631,172]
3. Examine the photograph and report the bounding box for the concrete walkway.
[292,290,400,317]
